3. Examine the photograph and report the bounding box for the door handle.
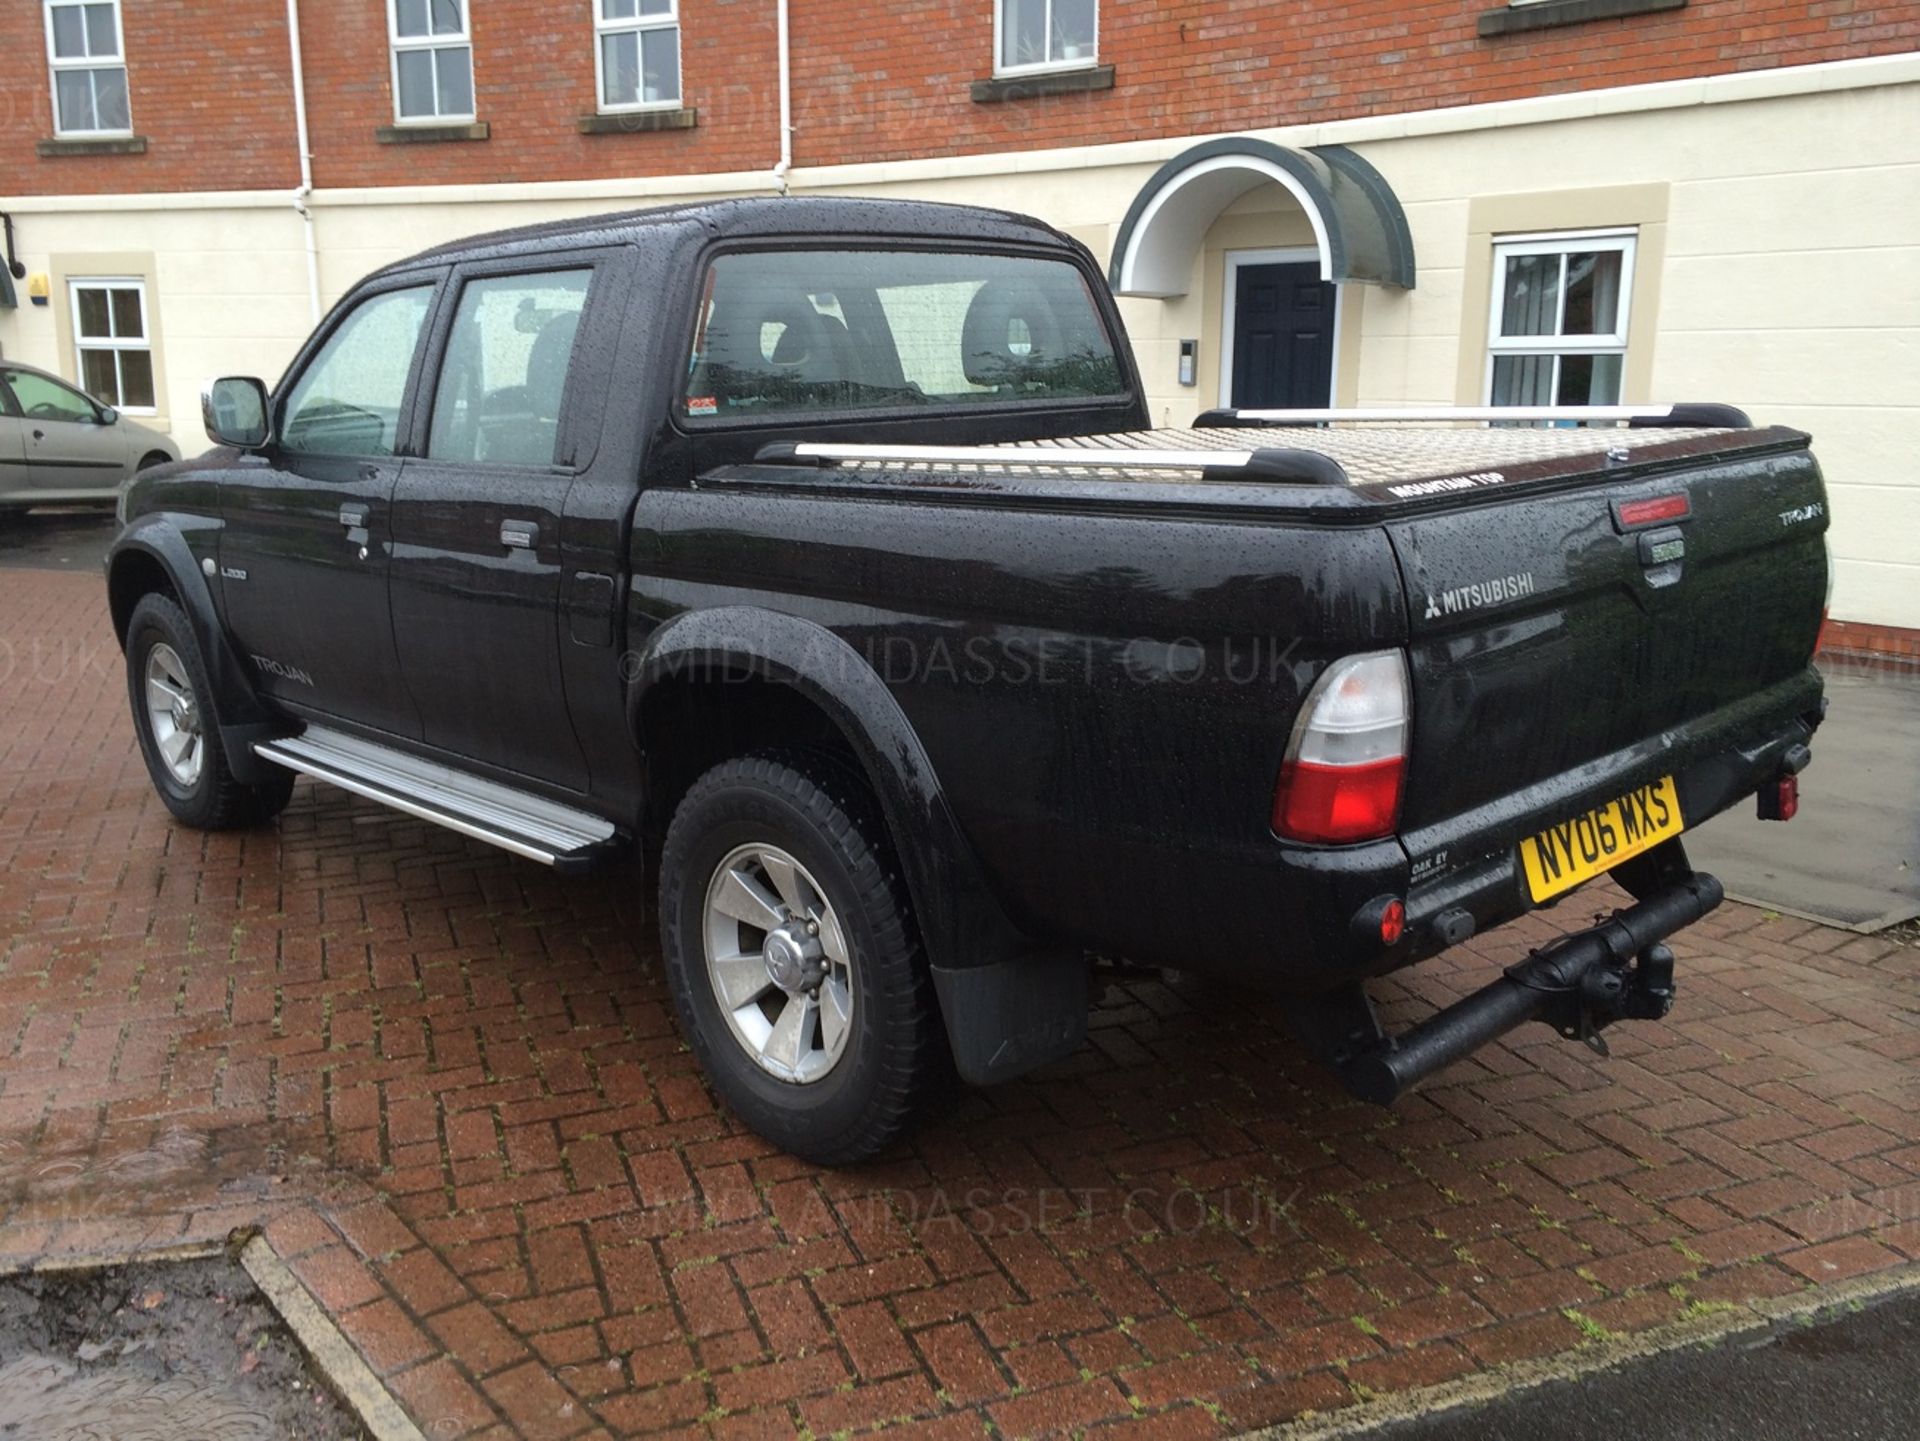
[31,429,44,441]
[338,503,370,530]
[500,519,539,550]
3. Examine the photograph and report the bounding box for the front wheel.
[659,754,942,1165]
[125,592,294,829]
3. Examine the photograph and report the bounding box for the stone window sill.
[972,65,1115,104]
[1479,0,1685,38]
[577,108,698,135]
[375,121,491,145]
[38,135,147,157]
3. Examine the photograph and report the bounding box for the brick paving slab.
[2,566,1917,1437]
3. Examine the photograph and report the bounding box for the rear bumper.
[1391,666,1823,968]
[1146,666,1823,989]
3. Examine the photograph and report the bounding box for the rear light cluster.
[1272,651,1410,845]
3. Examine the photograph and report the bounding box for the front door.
[1228,261,1336,410]
[1,366,126,492]
[218,278,440,738]
[388,262,601,792]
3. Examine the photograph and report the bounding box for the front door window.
[280,287,434,457]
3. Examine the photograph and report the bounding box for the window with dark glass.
[685,249,1125,421]
[1487,230,1636,409]
[71,279,154,411]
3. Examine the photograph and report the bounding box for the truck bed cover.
[734,422,1809,517]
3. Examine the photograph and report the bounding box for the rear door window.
[684,249,1124,421]
[427,269,594,468]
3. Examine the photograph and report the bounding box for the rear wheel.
[126,592,294,829]
[659,754,941,1165]
[137,451,173,472]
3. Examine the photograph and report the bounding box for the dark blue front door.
[1230,262,1336,409]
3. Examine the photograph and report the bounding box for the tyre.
[659,753,942,1165]
[125,592,295,829]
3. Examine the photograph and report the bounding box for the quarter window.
[280,286,434,457]
[596,0,681,110]
[997,0,1097,74]
[71,279,154,412]
[45,0,130,135]
[388,0,475,123]
[1486,230,1636,409]
[428,270,593,467]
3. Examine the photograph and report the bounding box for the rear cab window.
[682,248,1126,422]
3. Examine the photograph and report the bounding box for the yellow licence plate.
[1519,776,1685,903]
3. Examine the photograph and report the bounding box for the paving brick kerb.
[2,567,1917,1438]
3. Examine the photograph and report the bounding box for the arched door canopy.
[1110,137,1415,298]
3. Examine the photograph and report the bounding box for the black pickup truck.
[107,198,1828,1163]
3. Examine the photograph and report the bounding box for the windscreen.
[684,248,1125,421]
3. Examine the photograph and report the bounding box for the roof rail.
[1194,403,1751,429]
[753,441,1349,485]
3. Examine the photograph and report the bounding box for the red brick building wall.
[4,1,1917,197]
[0,0,302,194]
[792,0,1920,165]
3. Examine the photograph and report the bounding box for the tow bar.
[1298,864,1725,1105]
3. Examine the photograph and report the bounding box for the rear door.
[387,255,612,792]
[218,275,441,737]
[1385,436,1829,832]
[2,367,127,493]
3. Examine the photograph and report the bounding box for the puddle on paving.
[0,1257,364,1441]
[0,1120,331,1227]
[0,1352,286,1440]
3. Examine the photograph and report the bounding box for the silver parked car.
[0,361,181,509]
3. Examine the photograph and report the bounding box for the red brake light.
[1274,757,1406,844]
[1272,652,1411,845]
[1616,494,1691,528]
[1378,898,1407,946]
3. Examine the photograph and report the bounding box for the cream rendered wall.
[3,69,1913,624]
[0,206,312,452]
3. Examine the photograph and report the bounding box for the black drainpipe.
[1,212,24,280]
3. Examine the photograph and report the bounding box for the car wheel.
[659,753,942,1165]
[126,591,294,829]
[136,451,173,473]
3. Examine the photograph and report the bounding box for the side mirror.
[202,376,272,450]
[97,405,119,425]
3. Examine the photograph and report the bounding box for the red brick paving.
[2,566,1919,1437]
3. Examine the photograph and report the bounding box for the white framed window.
[595,0,682,110]
[44,1,131,136]
[388,0,475,123]
[995,0,1098,75]
[70,278,155,413]
[1486,228,1637,409]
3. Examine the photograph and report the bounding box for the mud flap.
[931,951,1088,1086]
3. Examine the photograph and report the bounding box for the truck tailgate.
[1385,430,1828,831]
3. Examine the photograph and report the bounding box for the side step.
[254,727,622,870]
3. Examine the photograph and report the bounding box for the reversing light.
[1273,651,1410,844]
